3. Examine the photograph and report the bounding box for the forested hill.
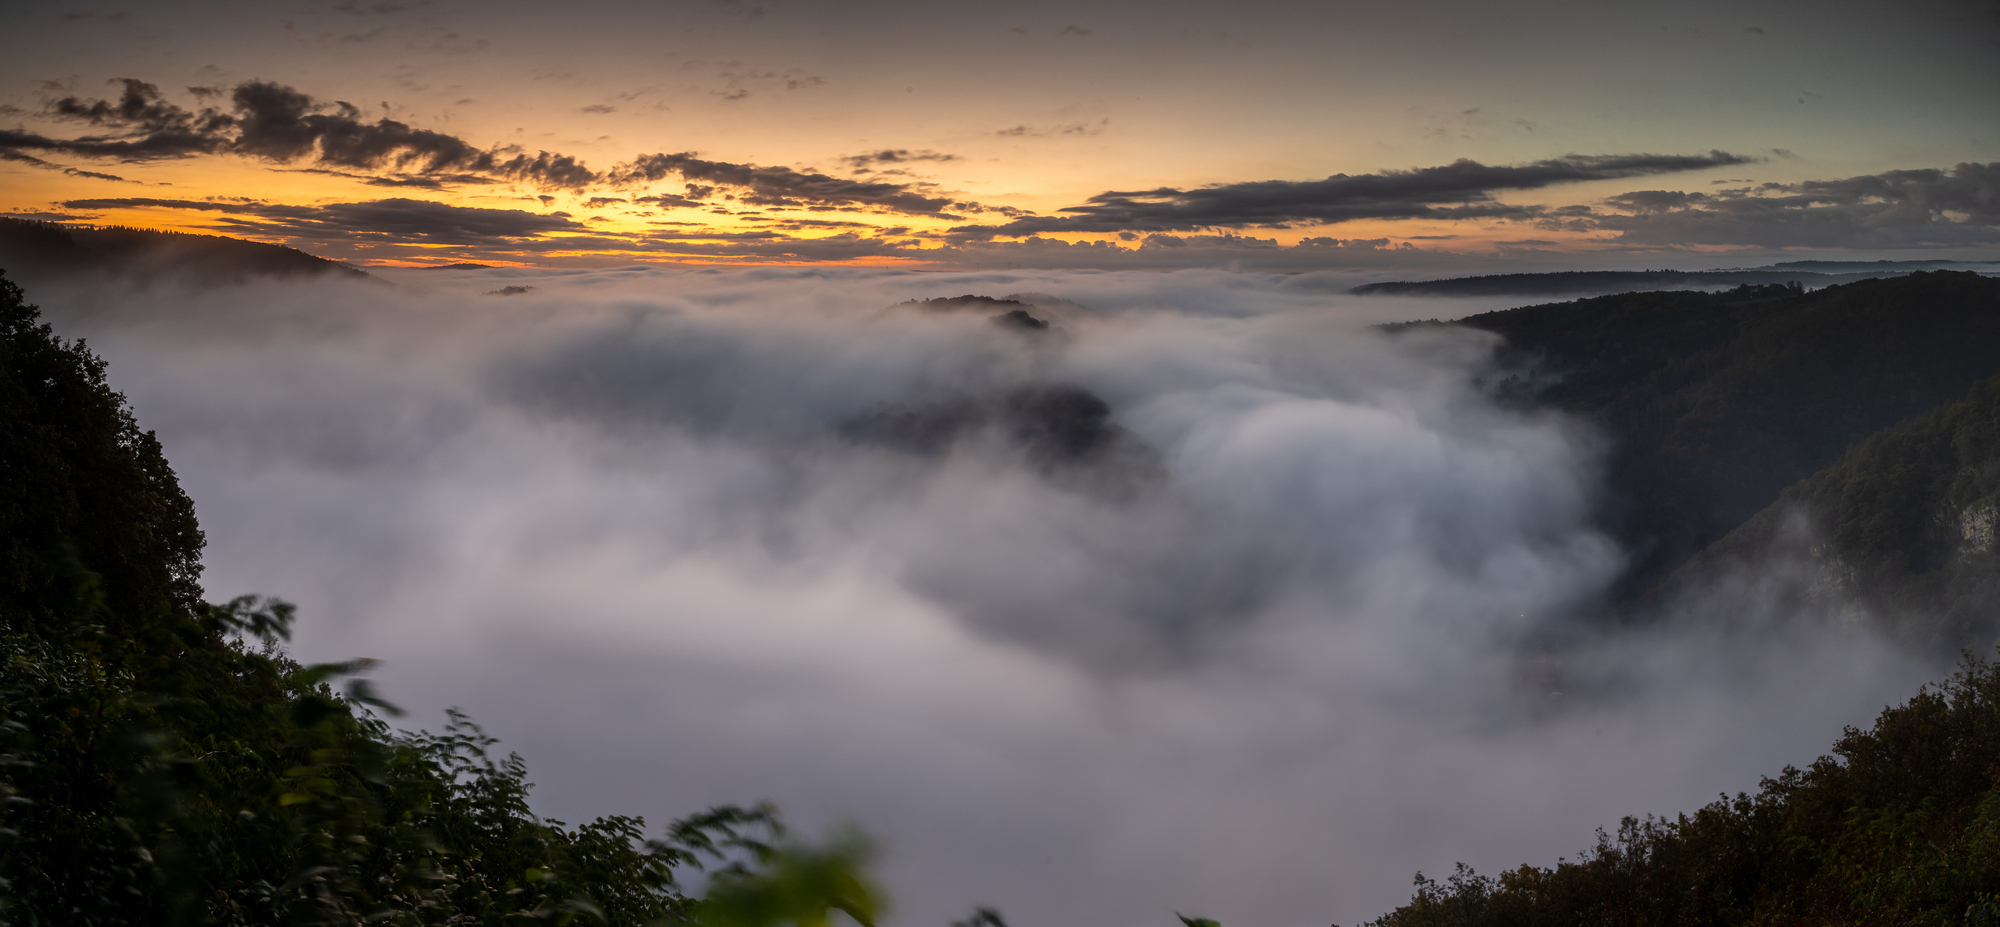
[1360,653,2000,926]
[1352,262,1998,298]
[0,217,374,288]
[1444,272,2000,611]
[1667,374,2000,650]
[1363,281,2000,927]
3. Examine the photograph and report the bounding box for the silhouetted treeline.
[0,269,878,926]
[1352,263,1998,298]
[0,218,373,288]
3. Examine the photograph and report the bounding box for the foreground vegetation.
[1365,652,2000,926]
[0,269,877,926]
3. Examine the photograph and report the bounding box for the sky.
[3,0,1997,270]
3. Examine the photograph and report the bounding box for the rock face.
[1961,501,1997,556]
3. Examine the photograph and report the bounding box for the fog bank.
[33,267,1933,927]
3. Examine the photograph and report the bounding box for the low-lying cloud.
[32,268,1934,927]
[1567,161,2000,248]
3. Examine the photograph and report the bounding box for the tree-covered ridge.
[1360,652,2000,927]
[1668,373,2000,650]
[1349,263,2000,298]
[1453,272,2000,607]
[0,270,881,927]
[0,218,374,289]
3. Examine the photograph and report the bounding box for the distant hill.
[0,217,374,288]
[1353,261,1999,298]
[1440,272,2000,615]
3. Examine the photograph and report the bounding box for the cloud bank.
[1570,161,2000,248]
[28,268,1943,927]
[947,152,1759,239]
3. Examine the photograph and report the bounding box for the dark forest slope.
[0,217,373,288]
[1450,272,2000,603]
[1668,374,2000,650]
[1360,653,2000,927]
[1353,262,1999,298]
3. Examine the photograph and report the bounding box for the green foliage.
[681,831,883,927]
[0,270,205,629]
[0,269,883,926]
[1361,652,2000,927]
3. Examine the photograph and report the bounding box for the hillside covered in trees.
[1666,374,2000,651]
[0,269,877,926]
[1360,653,2000,926]
[0,218,373,289]
[1360,272,2000,924]
[1351,262,1999,298]
[1443,272,2000,626]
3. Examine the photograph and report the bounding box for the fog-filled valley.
[16,265,1970,926]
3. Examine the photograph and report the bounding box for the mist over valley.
[14,262,1992,924]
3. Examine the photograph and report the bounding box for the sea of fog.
[31,267,1935,927]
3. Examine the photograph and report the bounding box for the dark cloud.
[994,119,1109,138]
[0,149,58,168]
[49,192,919,264]
[1603,190,1710,214]
[276,167,499,189]
[9,79,995,216]
[63,167,129,182]
[10,79,598,190]
[59,196,586,245]
[634,193,707,209]
[950,151,1757,239]
[62,197,242,211]
[841,149,958,170]
[332,0,417,13]
[612,153,962,216]
[291,198,587,242]
[7,78,233,160]
[1574,161,2000,248]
